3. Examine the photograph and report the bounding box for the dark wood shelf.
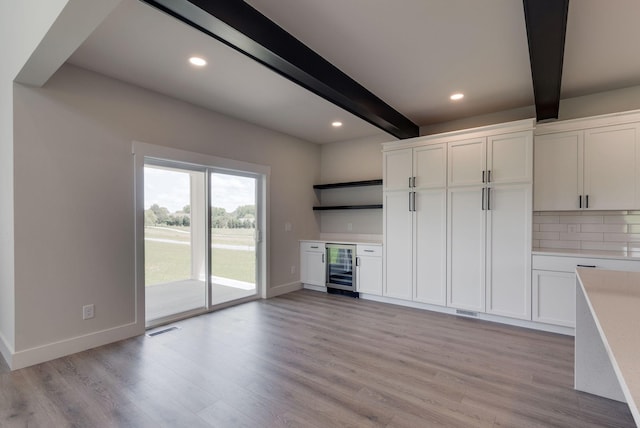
[313,204,383,211]
[313,179,382,190]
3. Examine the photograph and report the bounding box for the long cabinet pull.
[322,254,325,263]
[481,188,486,210]
[409,192,412,212]
[408,177,412,188]
[412,176,416,188]
[487,170,491,183]
[586,194,589,209]
[356,257,361,267]
[579,195,582,209]
[412,192,416,212]
[577,264,596,268]
[482,170,485,183]
[487,188,491,210]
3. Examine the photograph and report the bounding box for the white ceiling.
[67,0,640,144]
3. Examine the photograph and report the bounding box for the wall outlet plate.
[568,224,579,234]
[82,304,95,320]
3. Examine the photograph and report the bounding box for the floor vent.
[456,309,478,317]
[146,326,180,337]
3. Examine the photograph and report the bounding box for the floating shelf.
[313,179,382,190]
[313,204,383,211]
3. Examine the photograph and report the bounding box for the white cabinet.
[532,269,576,327]
[356,245,382,295]
[485,183,532,319]
[383,144,447,304]
[532,254,640,328]
[300,242,325,288]
[447,131,532,319]
[534,122,640,211]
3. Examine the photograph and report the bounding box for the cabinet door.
[487,131,532,184]
[301,250,325,287]
[485,184,532,320]
[383,191,413,300]
[584,123,640,210]
[383,149,412,191]
[532,270,576,327]
[414,144,446,189]
[533,132,583,211]
[414,188,446,305]
[447,186,485,312]
[356,256,383,295]
[448,138,486,187]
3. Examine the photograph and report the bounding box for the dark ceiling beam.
[523,0,570,121]
[140,0,419,139]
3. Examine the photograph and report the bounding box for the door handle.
[487,170,491,183]
[579,195,582,209]
[586,194,589,209]
[482,170,485,183]
[322,253,325,263]
[356,257,361,267]
[487,188,491,210]
[481,188,485,210]
[412,192,416,212]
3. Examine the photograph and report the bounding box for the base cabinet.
[532,270,576,327]
[356,245,383,295]
[300,242,325,287]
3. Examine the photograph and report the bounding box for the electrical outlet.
[285,222,292,232]
[568,224,579,234]
[347,222,353,231]
[290,265,296,275]
[82,304,95,320]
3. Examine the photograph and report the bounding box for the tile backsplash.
[533,211,640,251]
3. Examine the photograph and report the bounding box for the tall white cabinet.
[447,131,532,319]
[383,143,447,304]
[383,119,534,321]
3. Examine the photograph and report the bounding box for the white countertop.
[300,239,382,246]
[576,268,640,424]
[533,247,640,260]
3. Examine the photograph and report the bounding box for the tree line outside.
[144,203,256,229]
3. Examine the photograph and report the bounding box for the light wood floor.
[0,290,635,427]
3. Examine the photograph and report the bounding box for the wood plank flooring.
[0,289,635,427]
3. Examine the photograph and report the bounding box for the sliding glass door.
[144,164,207,322]
[210,171,258,305]
[143,160,262,325]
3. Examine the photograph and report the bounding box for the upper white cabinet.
[534,117,640,211]
[383,143,447,305]
[448,138,486,187]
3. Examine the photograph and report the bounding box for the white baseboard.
[359,293,574,336]
[266,281,302,298]
[0,330,14,369]
[9,321,144,370]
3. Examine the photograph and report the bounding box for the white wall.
[0,0,72,366]
[318,134,392,237]
[420,84,640,135]
[11,64,320,365]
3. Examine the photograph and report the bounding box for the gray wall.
[12,64,320,357]
[0,0,74,364]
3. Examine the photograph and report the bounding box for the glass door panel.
[210,172,258,305]
[144,165,206,322]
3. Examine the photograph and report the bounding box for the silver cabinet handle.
[487,170,491,183]
[482,188,485,210]
[579,195,582,209]
[364,249,374,253]
[408,177,412,188]
[322,254,324,263]
[487,188,491,210]
[412,192,416,212]
[356,257,361,267]
[586,194,589,209]
[482,170,485,183]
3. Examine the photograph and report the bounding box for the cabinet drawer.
[532,254,640,273]
[301,242,325,253]
[357,245,382,257]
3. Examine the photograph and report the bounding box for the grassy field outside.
[145,226,256,286]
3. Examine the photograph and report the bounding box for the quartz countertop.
[300,239,382,246]
[576,268,640,424]
[533,247,640,260]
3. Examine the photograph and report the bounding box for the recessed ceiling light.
[332,121,343,128]
[450,93,464,101]
[189,56,207,67]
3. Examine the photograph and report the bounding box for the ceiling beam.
[523,0,570,121]
[140,0,419,139]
